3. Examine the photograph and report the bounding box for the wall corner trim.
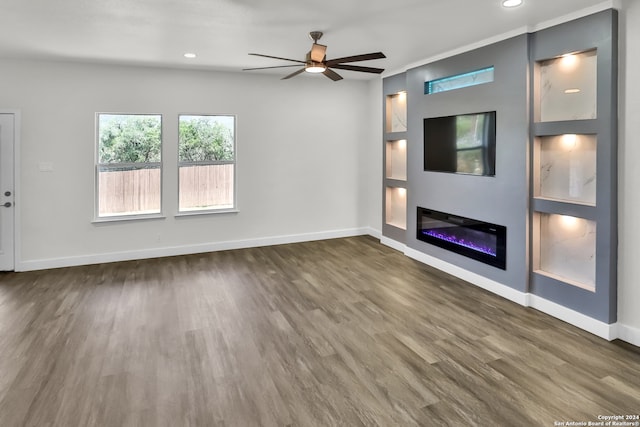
[366,227,382,240]
[615,323,640,347]
[380,236,406,253]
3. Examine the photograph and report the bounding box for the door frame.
[0,109,21,271]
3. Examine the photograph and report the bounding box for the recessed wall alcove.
[529,9,617,323]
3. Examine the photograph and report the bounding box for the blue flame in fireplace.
[422,229,497,257]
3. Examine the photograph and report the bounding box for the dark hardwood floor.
[0,236,638,426]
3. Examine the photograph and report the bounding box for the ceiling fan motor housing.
[309,31,323,43]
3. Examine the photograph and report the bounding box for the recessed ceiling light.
[564,88,581,94]
[184,53,197,59]
[502,0,523,7]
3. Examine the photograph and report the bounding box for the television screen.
[423,111,496,176]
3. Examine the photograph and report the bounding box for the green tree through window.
[99,115,161,163]
[179,117,234,162]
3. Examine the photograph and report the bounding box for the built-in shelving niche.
[385,186,407,230]
[383,77,409,242]
[533,134,597,206]
[385,139,407,181]
[385,91,407,133]
[529,9,617,323]
[532,212,596,291]
[532,48,599,292]
[537,50,597,122]
[531,47,600,295]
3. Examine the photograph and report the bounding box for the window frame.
[176,113,237,215]
[94,112,164,221]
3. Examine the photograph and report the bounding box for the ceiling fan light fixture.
[305,62,326,73]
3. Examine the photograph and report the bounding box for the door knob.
[3,202,11,208]
[4,191,10,197]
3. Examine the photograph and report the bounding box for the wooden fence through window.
[179,164,234,210]
[98,164,233,215]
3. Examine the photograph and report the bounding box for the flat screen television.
[423,111,496,176]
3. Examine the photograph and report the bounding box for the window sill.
[92,213,166,224]
[175,208,239,218]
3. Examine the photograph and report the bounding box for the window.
[96,114,162,218]
[178,115,236,212]
[425,66,494,94]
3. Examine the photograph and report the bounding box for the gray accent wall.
[405,35,530,292]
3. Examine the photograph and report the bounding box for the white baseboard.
[617,323,640,347]
[404,246,529,306]
[527,294,617,341]
[382,236,636,346]
[380,236,407,253]
[16,227,372,272]
[365,227,382,240]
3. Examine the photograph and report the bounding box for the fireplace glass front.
[417,207,506,269]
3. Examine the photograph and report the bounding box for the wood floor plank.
[0,236,639,426]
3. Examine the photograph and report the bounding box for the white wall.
[618,0,640,340]
[0,59,371,268]
[358,78,383,233]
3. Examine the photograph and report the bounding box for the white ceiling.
[0,0,612,79]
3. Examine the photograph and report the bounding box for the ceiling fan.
[242,31,386,81]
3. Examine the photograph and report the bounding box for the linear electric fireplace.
[417,207,506,269]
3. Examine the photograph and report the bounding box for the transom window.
[425,66,495,94]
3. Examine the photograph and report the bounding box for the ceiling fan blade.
[249,53,305,64]
[243,65,303,71]
[330,64,385,74]
[323,68,343,81]
[281,68,305,80]
[310,43,327,62]
[325,52,386,66]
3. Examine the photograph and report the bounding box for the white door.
[0,114,15,270]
